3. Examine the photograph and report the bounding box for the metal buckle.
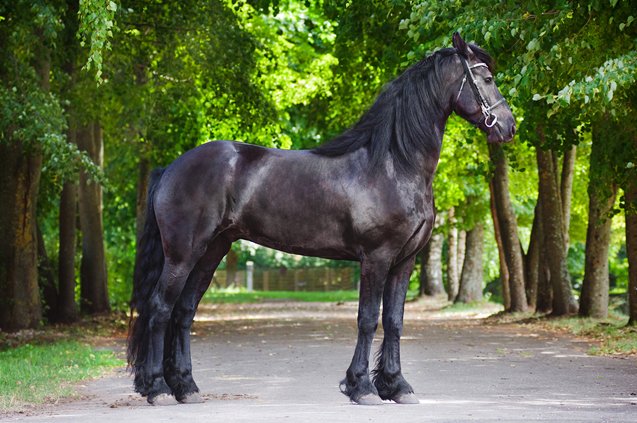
[484,113,498,128]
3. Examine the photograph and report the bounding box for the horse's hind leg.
[164,237,232,403]
[341,258,389,405]
[372,256,419,404]
[139,257,198,403]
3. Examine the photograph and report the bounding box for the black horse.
[128,33,515,406]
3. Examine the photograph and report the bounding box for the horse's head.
[450,32,516,143]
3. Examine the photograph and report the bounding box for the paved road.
[6,301,637,422]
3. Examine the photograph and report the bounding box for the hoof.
[392,392,419,404]
[355,394,383,405]
[148,393,175,406]
[178,392,204,404]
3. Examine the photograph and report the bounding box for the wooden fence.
[211,267,358,291]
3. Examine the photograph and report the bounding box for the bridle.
[455,57,505,128]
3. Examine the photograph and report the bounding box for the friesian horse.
[128,33,516,405]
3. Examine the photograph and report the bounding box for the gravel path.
[5,300,637,422]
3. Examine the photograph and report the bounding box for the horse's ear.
[452,32,474,59]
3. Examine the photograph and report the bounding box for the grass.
[539,313,637,356]
[0,341,124,413]
[202,288,360,304]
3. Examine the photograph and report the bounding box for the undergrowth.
[0,341,123,413]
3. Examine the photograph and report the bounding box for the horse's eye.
[485,77,494,84]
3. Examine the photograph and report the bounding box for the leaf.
[107,1,117,12]
[532,93,543,101]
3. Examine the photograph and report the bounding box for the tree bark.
[536,144,577,316]
[0,26,50,331]
[525,203,540,311]
[78,122,110,314]
[489,180,510,309]
[626,179,637,325]
[456,223,484,303]
[136,155,151,244]
[225,247,239,287]
[420,231,445,296]
[446,208,460,302]
[0,142,44,331]
[58,179,79,322]
[457,229,466,277]
[561,146,576,251]
[489,144,527,312]
[531,200,553,313]
[580,124,616,319]
[37,223,59,322]
[580,184,616,318]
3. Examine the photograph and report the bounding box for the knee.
[358,315,378,334]
[172,303,196,329]
[382,314,403,335]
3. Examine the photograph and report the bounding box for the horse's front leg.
[341,259,389,405]
[372,256,419,404]
[164,239,231,403]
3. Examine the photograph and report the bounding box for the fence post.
[246,261,254,292]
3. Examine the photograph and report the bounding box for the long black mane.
[312,45,494,172]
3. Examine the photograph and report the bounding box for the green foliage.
[78,0,117,82]
[0,341,122,411]
[231,241,357,270]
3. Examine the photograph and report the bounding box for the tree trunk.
[136,155,151,244]
[536,144,576,316]
[420,231,445,296]
[37,223,59,322]
[0,27,50,331]
[58,179,79,322]
[580,184,616,318]
[561,146,576,251]
[626,180,637,325]
[580,125,616,319]
[225,247,238,287]
[0,142,44,331]
[531,200,552,313]
[489,144,527,312]
[525,203,541,311]
[489,180,510,309]
[457,229,466,276]
[447,208,460,302]
[456,223,484,303]
[78,122,109,314]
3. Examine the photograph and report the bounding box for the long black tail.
[127,167,166,378]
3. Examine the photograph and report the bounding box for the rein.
[456,58,504,128]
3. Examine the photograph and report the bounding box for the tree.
[446,208,460,302]
[489,144,527,312]
[580,117,617,318]
[403,0,637,319]
[420,231,445,297]
[456,222,484,304]
[0,2,53,331]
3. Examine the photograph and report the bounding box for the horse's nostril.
[511,123,516,137]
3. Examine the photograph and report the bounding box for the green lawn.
[0,341,123,412]
[202,289,360,304]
